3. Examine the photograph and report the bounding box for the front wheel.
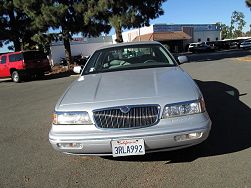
[11,71,22,83]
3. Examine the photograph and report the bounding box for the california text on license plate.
[111,139,145,157]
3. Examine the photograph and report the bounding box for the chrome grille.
[93,105,159,129]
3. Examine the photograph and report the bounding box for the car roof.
[0,50,44,56]
[97,41,161,51]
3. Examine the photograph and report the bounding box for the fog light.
[57,143,83,149]
[174,132,203,142]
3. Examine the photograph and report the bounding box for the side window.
[15,54,23,61]
[9,55,16,62]
[9,54,23,62]
[1,56,7,64]
[83,52,101,74]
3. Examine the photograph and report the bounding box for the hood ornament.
[120,106,130,113]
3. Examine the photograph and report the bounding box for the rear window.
[9,54,23,62]
[23,51,47,60]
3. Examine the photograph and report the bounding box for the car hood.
[57,67,200,111]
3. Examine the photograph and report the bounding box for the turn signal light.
[57,143,83,149]
[174,132,203,142]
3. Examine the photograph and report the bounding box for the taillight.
[22,60,26,68]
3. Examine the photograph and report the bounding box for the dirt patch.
[49,65,74,75]
[236,57,251,62]
[44,65,78,80]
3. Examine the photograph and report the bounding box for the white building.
[50,36,113,65]
[112,26,154,43]
[113,24,221,43]
[112,24,221,52]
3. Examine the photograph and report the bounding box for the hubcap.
[13,72,19,82]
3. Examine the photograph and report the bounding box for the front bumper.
[49,114,211,156]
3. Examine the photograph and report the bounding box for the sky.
[151,0,251,30]
[1,0,251,53]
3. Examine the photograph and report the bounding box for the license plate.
[111,139,145,157]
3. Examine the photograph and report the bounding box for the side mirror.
[73,66,82,74]
[177,56,188,64]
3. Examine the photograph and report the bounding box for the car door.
[0,55,9,78]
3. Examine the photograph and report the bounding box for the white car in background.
[188,42,212,53]
[240,40,251,49]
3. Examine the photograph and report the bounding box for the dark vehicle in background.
[188,42,213,53]
[204,41,216,51]
[0,51,51,83]
[60,55,89,67]
[214,39,245,50]
[240,39,251,49]
[187,39,249,53]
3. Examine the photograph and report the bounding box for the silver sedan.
[49,41,211,157]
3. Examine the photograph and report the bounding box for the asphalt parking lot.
[0,51,250,188]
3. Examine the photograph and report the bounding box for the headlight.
[53,111,92,125]
[162,99,205,118]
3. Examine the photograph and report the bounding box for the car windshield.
[82,44,176,75]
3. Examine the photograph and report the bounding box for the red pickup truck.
[0,51,51,82]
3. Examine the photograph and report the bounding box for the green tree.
[31,32,58,53]
[15,0,110,67]
[246,0,251,6]
[217,11,247,39]
[230,11,246,38]
[216,22,231,39]
[0,0,38,51]
[101,0,167,43]
[245,31,251,36]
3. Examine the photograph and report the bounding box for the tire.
[36,72,45,79]
[11,71,22,83]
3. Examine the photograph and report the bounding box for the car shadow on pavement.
[108,80,251,163]
[27,71,74,82]
[37,71,73,81]
[0,72,73,83]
